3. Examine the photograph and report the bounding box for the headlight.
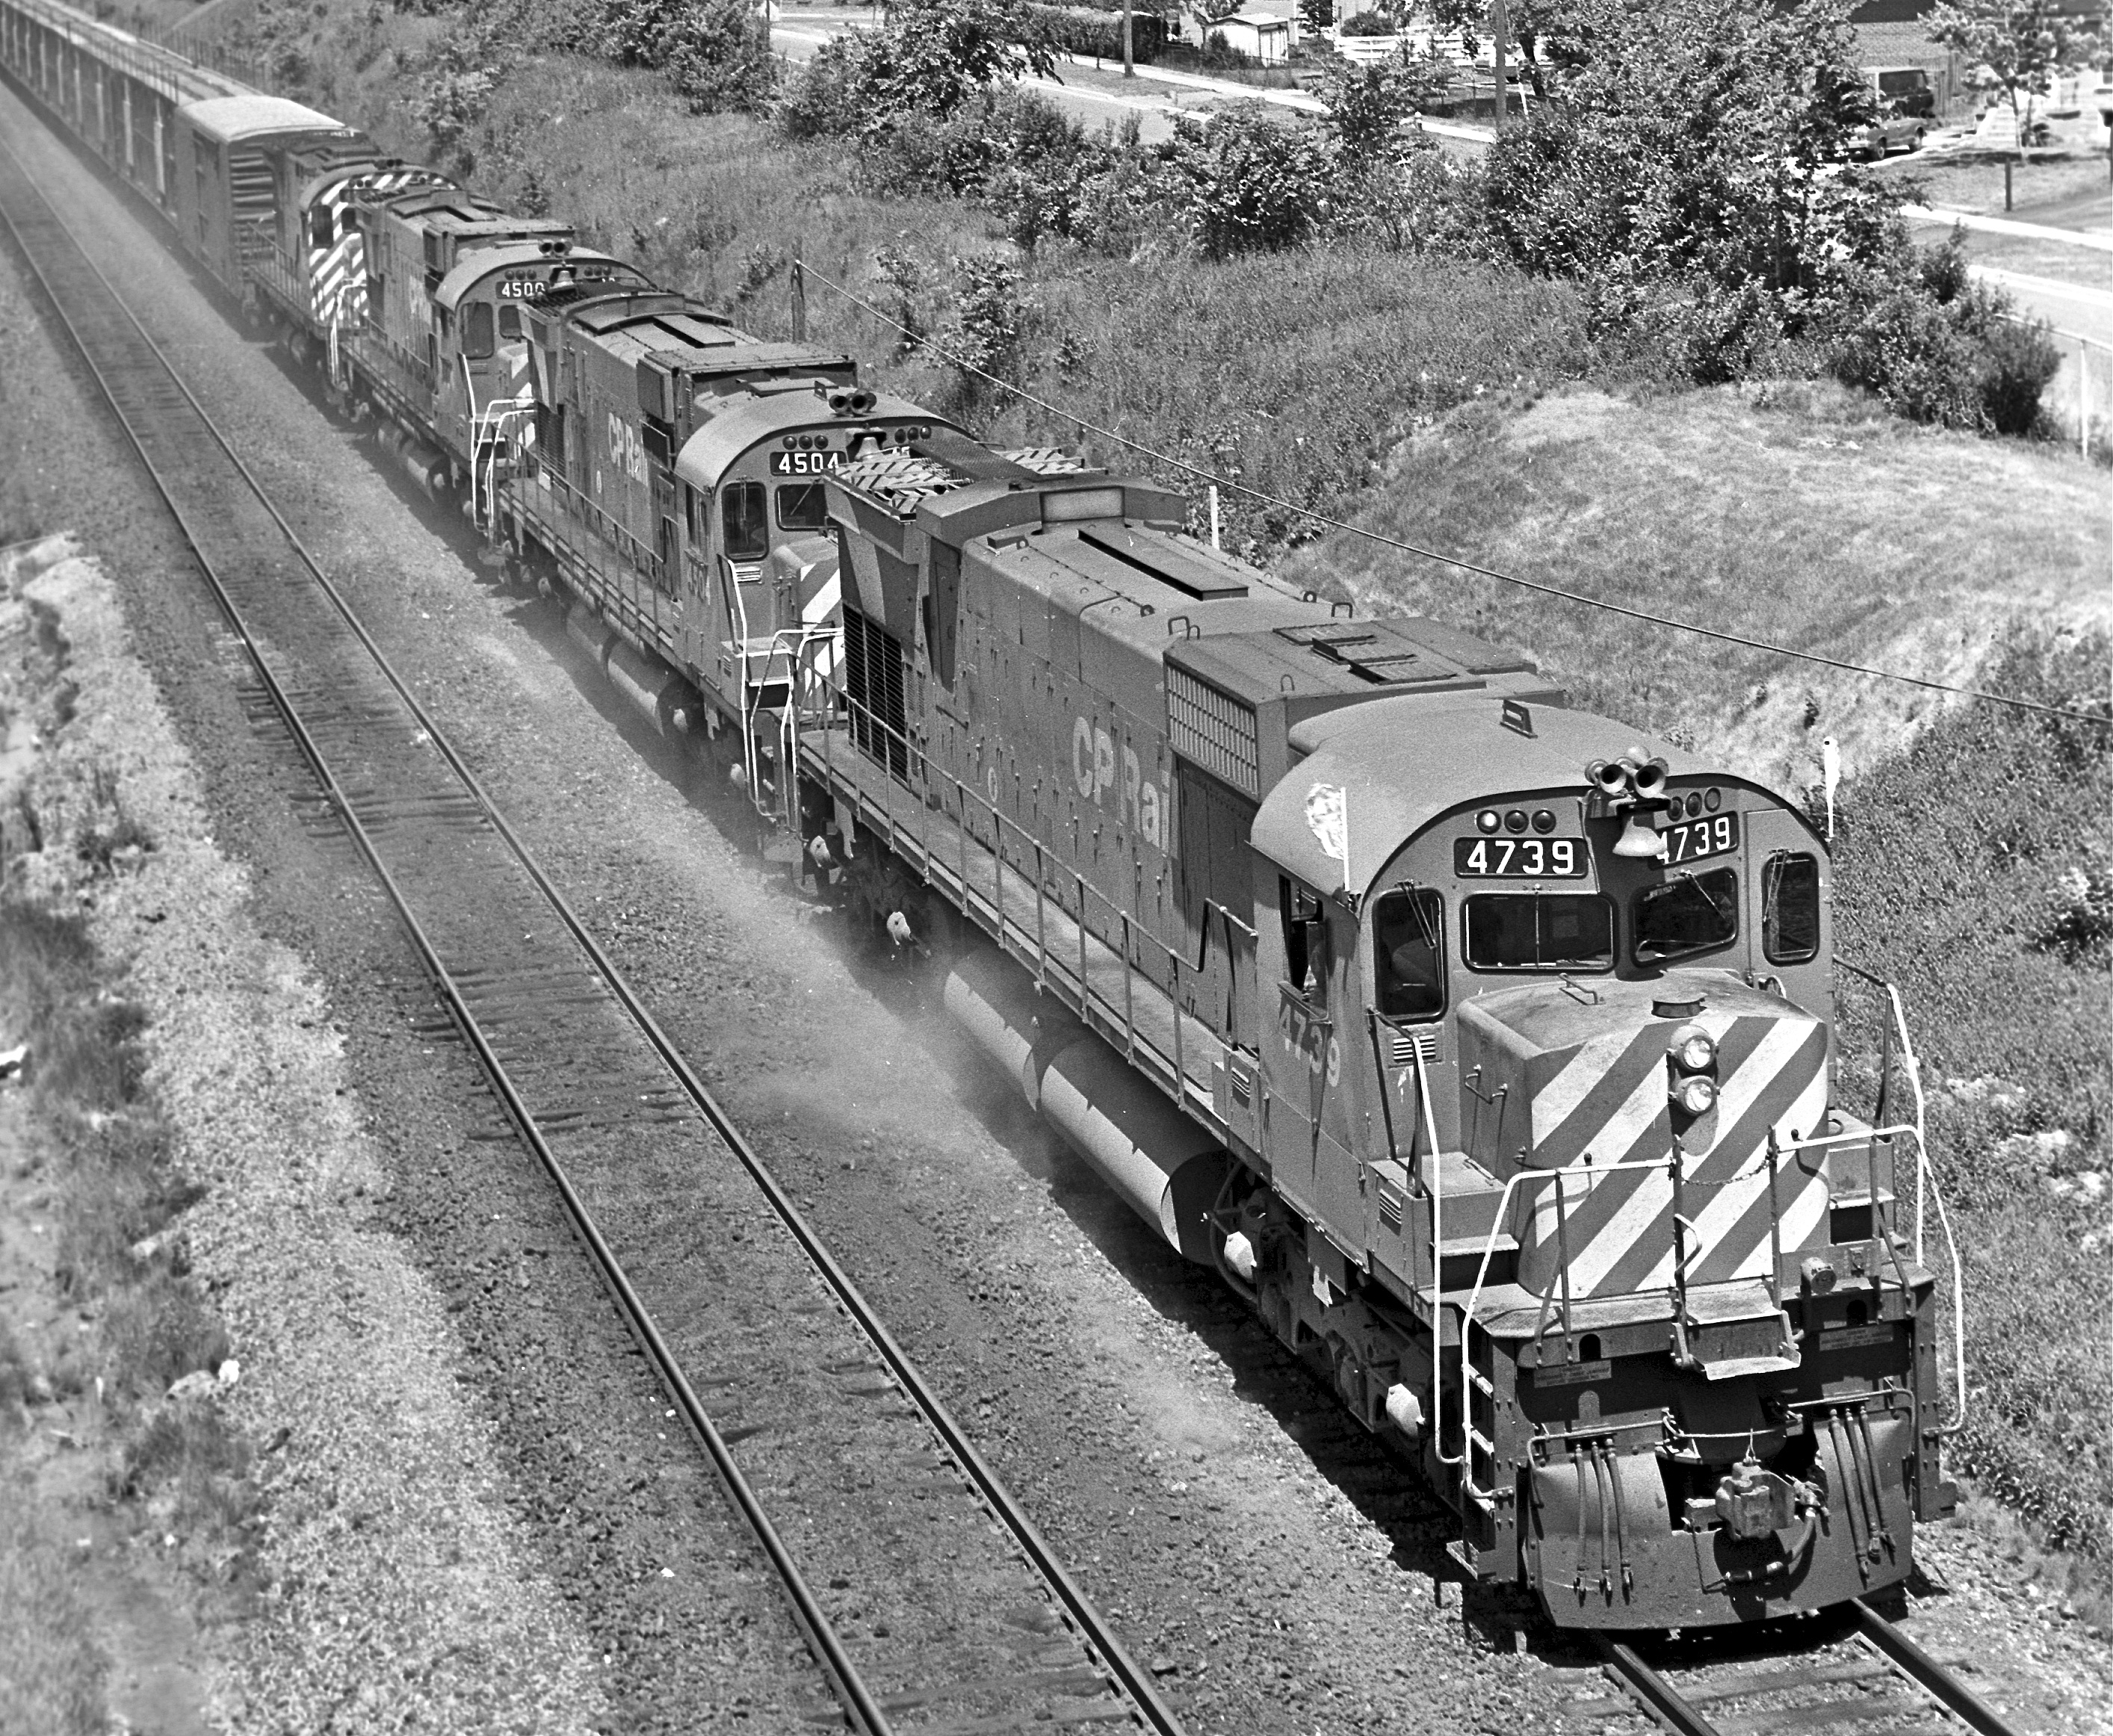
[1673,1030,1716,1073]
[1672,1074,1718,1116]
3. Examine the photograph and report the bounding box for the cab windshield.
[1463,893,1613,971]
[1634,868,1739,965]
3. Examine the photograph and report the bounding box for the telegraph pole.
[1490,0,1509,129]
[1122,0,1134,75]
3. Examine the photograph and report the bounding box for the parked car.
[1852,99,1928,158]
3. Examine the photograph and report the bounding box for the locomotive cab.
[1240,704,1958,1627]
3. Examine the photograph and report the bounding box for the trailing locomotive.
[0,0,1966,1635]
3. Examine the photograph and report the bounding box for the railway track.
[0,128,1186,1736]
[1571,1603,2019,1736]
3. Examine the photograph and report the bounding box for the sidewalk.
[1903,204,2113,255]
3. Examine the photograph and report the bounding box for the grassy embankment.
[162,0,2113,1597]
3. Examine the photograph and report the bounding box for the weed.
[113,1404,256,1540]
[0,1503,108,1736]
[0,1323,31,1422]
[101,1280,232,1401]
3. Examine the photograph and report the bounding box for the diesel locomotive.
[0,0,1966,1633]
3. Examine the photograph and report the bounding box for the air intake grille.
[1166,666,1259,799]
[1390,1029,1441,1070]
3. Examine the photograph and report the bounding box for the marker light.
[1672,1075,1718,1115]
[1476,810,1501,833]
[1532,809,1556,833]
[1504,809,1528,833]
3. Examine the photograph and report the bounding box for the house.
[1212,11,1293,63]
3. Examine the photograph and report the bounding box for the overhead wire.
[795,259,2111,730]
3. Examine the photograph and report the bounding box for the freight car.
[786,444,1964,1630]
[0,0,1967,1636]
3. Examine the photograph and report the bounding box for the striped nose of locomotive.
[1459,980,1832,1300]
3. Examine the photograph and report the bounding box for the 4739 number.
[1454,837,1588,878]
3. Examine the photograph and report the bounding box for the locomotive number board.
[1662,811,1740,866]
[1454,837,1589,878]
[770,450,844,475]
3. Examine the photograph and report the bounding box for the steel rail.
[1595,1611,2024,1736]
[1594,1637,1724,1736]
[0,134,896,1736]
[1852,1601,2019,1736]
[0,125,1187,1736]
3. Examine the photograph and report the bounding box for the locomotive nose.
[1457,970,1833,1301]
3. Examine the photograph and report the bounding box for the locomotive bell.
[1612,808,1666,858]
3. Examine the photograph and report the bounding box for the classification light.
[1673,1030,1717,1073]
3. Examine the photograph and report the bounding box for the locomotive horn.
[1631,756,1671,799]
[1586,757,1630,796]
[826,386,857,415]
[850,388,876,414]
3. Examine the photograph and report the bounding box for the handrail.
[1837,958,1967,1438]
[816,686,1208,1112]
[1442,1153,1677,1484]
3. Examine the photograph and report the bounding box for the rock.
[0,1043,25,1080]
[166,1370,220,1404]
[217,1358,241,1386]
[28,1371,55,1405]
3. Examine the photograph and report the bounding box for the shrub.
[1338,7,1400,35]
[1166,105,1334,258]
[663,0,776,114]
[1976,316,2061,437]
[942,252,1038,416]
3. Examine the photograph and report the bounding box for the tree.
[1297,0,1337,31]
[856,0,1062,120]
[1926,0,2108,149]
[1318,42,1452,156]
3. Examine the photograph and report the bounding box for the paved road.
[768,13,1497,152]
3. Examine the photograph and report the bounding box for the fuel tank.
[942,949,1228,1262]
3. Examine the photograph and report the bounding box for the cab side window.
[498,304,523,342]
[462,300,495,361]
[1281,878,1329,1007]
[1763,852,1821,964]
[721,482,767,562]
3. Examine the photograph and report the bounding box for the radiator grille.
[1166,666,1259,799]
[844,606,909,778]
